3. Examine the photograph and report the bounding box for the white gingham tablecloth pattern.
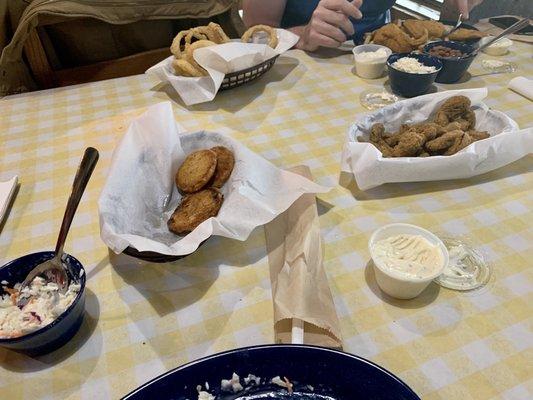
[0,42,532,399]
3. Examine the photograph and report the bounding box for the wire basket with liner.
[219,55,280,90]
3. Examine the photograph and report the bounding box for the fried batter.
[176,149,217,193]
[448,28,486,41]
[210,146,235,188]
[371,23,416,53]
[391,130,425,157]
[172,58,207,77]
[241,24,279,48]
[361,96,489,157]
[444,132,474,155]
[185,40,217,71]
[467,130,490,141]
[366,123,394,156]
[434,96,475,130]
[168,188,223,235]
[425,130,463,152]
[412,123,439,141]
[170,30,192,59]
[403,20,445,40]
[370,123,386,142]
[207,22,231,44]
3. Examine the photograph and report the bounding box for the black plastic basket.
[219,55,279,91]
[122,239,207,263]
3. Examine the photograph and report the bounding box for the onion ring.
[172,58,207,77]
[170,30,191,58]
[241,24,278,48]
[185,39,216,71]
[171,29,209,59]
[207,22,231,44]
[185,30,208,46]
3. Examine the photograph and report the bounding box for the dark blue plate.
[0,251,86,355]
[122,344,420,400]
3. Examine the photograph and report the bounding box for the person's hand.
[448,0,483,19]
[297,0,363,51]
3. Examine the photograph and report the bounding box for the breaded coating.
[444,132,474,155]
[415,20,446,39]
[392,130,425,157]
[434,96,476,130]
[467,130,490,141]
[176,149,217,193]
[370,123,386,143]
[413,123,439,141]
[438,121,463,134]
[168,188,223,234]
[359,96,489,158]
[402,20,428,40]
[210,146,235,188]
[425,130,463,152]
[448,28,486,41]
[372,23,417,53]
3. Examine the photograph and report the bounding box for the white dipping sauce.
[372,234,444,279]
[354,48,389,63]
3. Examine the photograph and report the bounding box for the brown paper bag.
[264,166,342,348]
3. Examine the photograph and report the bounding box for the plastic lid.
[434,236,492,291]
[359,90,399,110]
[481,59,517,74]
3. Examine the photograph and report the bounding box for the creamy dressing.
[354,48,388,63]
[372,234,444,279]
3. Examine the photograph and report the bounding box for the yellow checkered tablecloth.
[0,41,532,399]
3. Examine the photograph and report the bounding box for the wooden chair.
[23,6,244,90]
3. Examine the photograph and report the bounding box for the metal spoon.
[465,17,530,58]
[17,148,99,302]
[446,13,463,38]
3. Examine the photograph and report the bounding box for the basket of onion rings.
[219,54,279,91]
[146,23,299,105]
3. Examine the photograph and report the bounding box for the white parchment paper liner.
[146,29,299,105]
[98,102,329,256]
[341,88,533,190]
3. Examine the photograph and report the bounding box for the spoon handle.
[475,18,530,55]
[55,147,99,256]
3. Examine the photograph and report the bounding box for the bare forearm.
[242,0,286,28]
[286,26,309,50]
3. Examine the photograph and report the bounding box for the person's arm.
[242,0,286,28]
[447,0,484,19]
[243,0,363,52]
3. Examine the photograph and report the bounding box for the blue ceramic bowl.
[423,41,476,84]
[123,344,421,399]
[0,251,86,355]
[387,53,442,98]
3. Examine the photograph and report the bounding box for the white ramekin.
[368,223,449,299]
[480,36,513,56]
[352,44,392,79]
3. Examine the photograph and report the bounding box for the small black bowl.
[423,41,476,84]
[0,252,86,355]
[386,53,442,98]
